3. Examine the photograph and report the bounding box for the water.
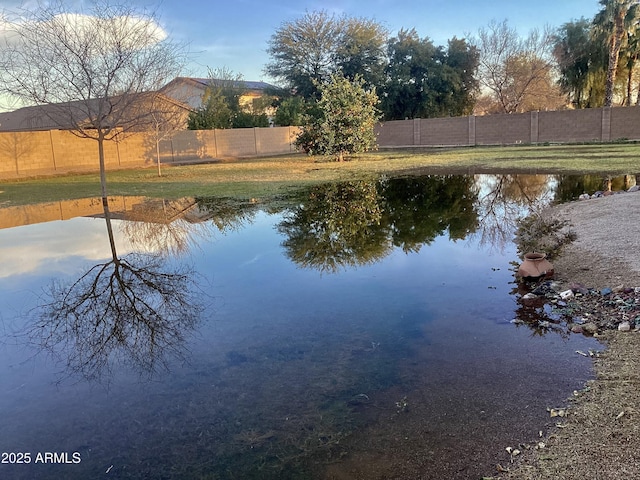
[0,174,606,479]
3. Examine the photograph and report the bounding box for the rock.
[570,283,589,295]
[570,324,584,334]
[579,193,590,200]
[613,284,625,293]
[582,323,599,335]
[560,289,574,300]
[618,321,631,332]
[628,185,640,192]
[522,292,538,300]
[600,287,613,296]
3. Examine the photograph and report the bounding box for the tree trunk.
[98,132,118,261]
[156,137,162,177]
[626,63,634,106]
[605,13,625,107]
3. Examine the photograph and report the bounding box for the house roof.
[0,92,189,132]
[169,77,278,92]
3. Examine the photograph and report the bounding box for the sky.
[155,0,603,83]
[3,0,602,85]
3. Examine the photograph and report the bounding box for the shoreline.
[495,191,640,479]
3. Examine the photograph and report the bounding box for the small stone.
[582,323,598,335]
[600,287,613,296]
[522,293,538,300]
[618,321,631,332]
[570,324,584,334]
[560,289,574,300]
[628,185,640,192]
[613,284,625,293]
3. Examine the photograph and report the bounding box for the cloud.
[0,3,168,51]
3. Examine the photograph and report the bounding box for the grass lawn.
[1,143,640,207]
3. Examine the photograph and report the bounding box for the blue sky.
[5,0,602,84]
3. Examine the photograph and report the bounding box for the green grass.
[2,143,640,207]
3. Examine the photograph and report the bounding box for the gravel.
[550,192,640,289]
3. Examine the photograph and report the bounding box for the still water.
[0,174,614,479]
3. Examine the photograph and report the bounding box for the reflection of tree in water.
[118,197,258,257]
[473,174,555,250]
[278,180,391,273]
[278,176,479,272]
[554,173,640,202]
[30,201,204,382]
[381,175,478,252]
[278,174,575,272]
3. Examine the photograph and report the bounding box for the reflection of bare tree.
[117,197,257,257]
[473,174,555,250]
[30,202,204,382]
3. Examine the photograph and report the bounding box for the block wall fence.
[2,106,640,179]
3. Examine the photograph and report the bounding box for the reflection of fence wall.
[0,196,149,229]
[375,106,640,147]
[0,126,301,179]
[4,107,640,179]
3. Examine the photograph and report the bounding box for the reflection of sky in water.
[0,218,137,278]
[0,198,600,479]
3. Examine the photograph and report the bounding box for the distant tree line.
[262,1,640,124]
[265,11,479,121]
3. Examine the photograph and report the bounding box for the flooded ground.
[0,173,618,479]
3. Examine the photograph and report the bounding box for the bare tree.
[148,95,190,176]
[469,20,562,113]
[0,0,186,190]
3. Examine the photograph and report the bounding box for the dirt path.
[494,192,640,480]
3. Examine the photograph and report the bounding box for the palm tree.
[594,0,640,107]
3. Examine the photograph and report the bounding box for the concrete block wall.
[611,107,640,140]
[475,112,532,145]
[0,126,300,178]
[3,107,640,179]
[374,119,414,146]
[376,106,640,148]
[215,128,258,157]
[538,109,603,143]
[420,116,473,146]
[0,130,55,175]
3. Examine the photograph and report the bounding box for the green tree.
[334,17,388,90]
[553,18,607,108]
[187,67,244,129]
[594,0,640,107]
[187,86,232,129]
[265,10,387,99]
[295,74,380,161]
[187,67,271,129]
[381,29,479,120]
[274,96,307,126]
[442,37,481,116]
